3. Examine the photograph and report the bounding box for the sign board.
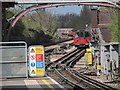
[86,48,92,65]
[29,46,45,77]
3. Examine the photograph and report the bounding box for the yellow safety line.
[42,80,55,90]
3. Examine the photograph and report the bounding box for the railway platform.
[1,77,65,90]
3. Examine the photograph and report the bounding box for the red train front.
[73,30,91,48]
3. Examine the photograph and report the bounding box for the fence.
[0,41,28,78]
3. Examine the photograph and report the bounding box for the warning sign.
[31,48,35,53]
[36,54,43,62]
[36,68,44,76]
[36,47,43,54]
[29,45,45,77]
[31,62,35,67]
[31,70,35,74]
[30,55,35,60]
[36,62,44,68]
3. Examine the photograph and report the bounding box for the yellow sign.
[31,70,35,74]
[87,53,92,64]
[97,65,101,70]
[86,48,92,65]
[36,68,44,76]
[86,48,92,53]
[31,48,35,53]
[36,47,43,54]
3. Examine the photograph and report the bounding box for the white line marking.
[24,80,43,89]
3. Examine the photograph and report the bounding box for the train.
[69,31,75,36]
[73,30,91,48]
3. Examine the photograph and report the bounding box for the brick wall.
[91,9,98,28]
[91,8,112,42]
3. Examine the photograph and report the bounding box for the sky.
[15,4,83,15]
[46,5,82,15]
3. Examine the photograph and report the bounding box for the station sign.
[29,45,45,77]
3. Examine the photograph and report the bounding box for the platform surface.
[1,77,65,90]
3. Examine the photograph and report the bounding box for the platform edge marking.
[42,79,55,90]
[48,77,65,89]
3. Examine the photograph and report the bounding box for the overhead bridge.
[0,0,119,4]
[0,0,119,9]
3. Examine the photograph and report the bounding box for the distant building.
[91,6,99,28]
[91,7,112,42]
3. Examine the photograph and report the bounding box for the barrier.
[100,42,119,77]
[0,41,28,78]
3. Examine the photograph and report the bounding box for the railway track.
[54,49,102,90]
[67,54,118,90]
[46,48,79,70]
[46,47,118,90]
[45,39,73,52]
[72,70,118,90]
[47,49,90,89]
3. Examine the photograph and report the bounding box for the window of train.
[85,32,91,38]
[75,32,79,38]
[79,32,84,37]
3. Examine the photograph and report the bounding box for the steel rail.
[62,50,101,90]
[46,48,84,89]
[52,49,88,89]
[45,48,79,69]
[46,45,118,89]
[54,69,84,89]
[73,70,118,90]
[66,51,118,90]
[54,48,118,90]
[65,49,85,68]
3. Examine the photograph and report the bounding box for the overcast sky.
[46,5,82,15]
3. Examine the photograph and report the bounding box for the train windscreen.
[76,31,84,39]
[85,31,91,38]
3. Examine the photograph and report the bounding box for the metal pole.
[0,2,1,35]
[0,2,2,89]
[117,9,120,44]
[2,3,6,41]
[118,7,120,83]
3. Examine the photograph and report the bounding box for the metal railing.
[0,41,28,78]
